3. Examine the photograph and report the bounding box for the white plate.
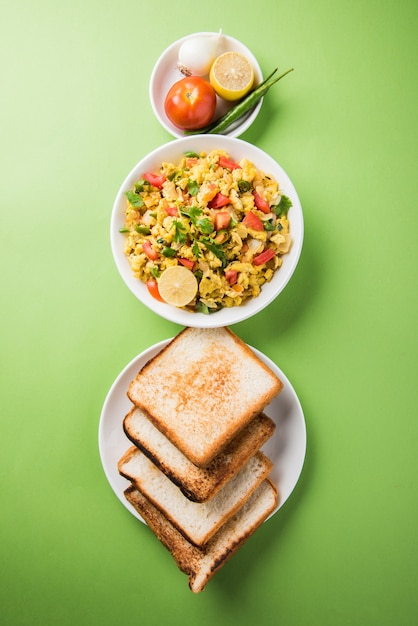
[149,32,263,138]
[98,339,307,523]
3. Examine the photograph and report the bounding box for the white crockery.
[149,32,263,138]
[110,135,303,328]
[98,339,307,523]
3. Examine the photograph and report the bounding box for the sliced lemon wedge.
[158,265,198,308]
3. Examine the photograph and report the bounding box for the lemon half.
[210,52,254,101]
[158,265,198,308]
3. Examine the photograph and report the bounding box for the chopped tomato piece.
[253,191,270,214]
[225,269,238,285]
[253,248,276,266]
[242,211,264,231]
[142,240,159,260]
[185,157,199,168]
[208,192,230,209]
[178,258,195,270]
[143,172,166,189]
[146,280,164,301]
[165,205,179,216]
[218,156,242,170]
[215,211,231,231]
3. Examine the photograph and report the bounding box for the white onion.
[178,30,223,77]
[246,238,264,257]
[142,209,154,225]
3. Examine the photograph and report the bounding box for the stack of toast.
[117,326,283,593]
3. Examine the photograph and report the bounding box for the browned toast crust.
[118,446,273,546]
[124,479,278,593]
[127,327,283,466]
[123,408,276,502]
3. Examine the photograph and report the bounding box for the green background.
[1,1,417,625]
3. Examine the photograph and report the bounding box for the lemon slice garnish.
[158,265,198,308]
[210,52,254,101]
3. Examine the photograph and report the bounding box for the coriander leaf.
[171,219,188,245]
[192,241,201,258]
[201,237,226,268]
[125,190,144,208]
[187,179,199,196]
[180,206,202,221]
[273,194,292,217]
[196,217,214,235]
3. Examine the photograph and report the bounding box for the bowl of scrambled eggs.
[111,135,303,327]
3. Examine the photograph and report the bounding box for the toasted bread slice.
[124,479,278,593]
[123,407,276,502]
[119,446,273,546]
[127,326,283,467]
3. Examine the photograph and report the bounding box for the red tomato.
[178,258,195,270]
[164,77,216,130]
[225,269,238,285]
[253,191,270,214]
[146,280,164,301]
[215,211,231,231]
[218,156,242,170]
[208,193,230,209]
[253,248,276,266]
[143,172,166,189]
[142,240,159,260]
[242,211,264,231]
[164,205,179,216]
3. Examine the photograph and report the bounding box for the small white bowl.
[149,32,263,138]
[110,135,303,328]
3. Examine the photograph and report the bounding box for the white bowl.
[149,32,263,138]
[110,135,303,328]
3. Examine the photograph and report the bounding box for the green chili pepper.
[184,151,201,158]
[195,300,221,314]
[162,247,177,257]
[263,220,276,232]
[134,180,147,191]
[119,227,130,233]
[135,224,151,235]
[238,180,251,193]
[186,68,294,136]
[195,300,210,314]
